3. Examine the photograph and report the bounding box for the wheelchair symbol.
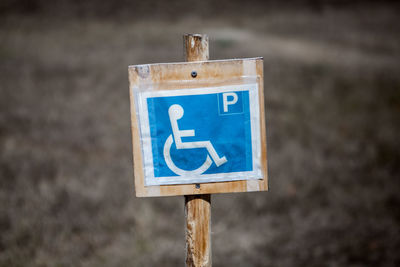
[163,104,228,176]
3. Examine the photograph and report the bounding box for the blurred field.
[1,2,400,267]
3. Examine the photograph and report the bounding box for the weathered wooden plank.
[184,33,209,61]
[183,34,212,267]
[185,194,211,267]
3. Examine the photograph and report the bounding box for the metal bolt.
[191,71,197,78]
[195,184,200,189]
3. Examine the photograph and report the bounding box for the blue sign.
[137,84,262,185]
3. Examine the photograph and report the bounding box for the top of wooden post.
[184,34,209,62]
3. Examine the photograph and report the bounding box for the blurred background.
[1,0,399,266]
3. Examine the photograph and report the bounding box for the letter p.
[222,92,238,112]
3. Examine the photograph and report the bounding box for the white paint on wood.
[246,179,260,191]
[243,59,257,77]
[146,185,161,196]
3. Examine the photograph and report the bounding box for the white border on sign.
[135,83,262,186]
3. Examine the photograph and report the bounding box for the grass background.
[0,1,399,266]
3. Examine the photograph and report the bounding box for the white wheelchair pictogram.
[163,104,228,176]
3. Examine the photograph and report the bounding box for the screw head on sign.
[191,71,197,78]
[195,184,200,189]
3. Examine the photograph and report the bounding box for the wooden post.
[184,34,212,267]
[184,34,209,62]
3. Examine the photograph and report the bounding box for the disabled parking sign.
[129,57,268,196]
[136,84,262,186]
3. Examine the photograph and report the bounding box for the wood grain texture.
[184,34,209,62]
[128,58,268,197]
[185,195,211,267]
[184,34,211,267]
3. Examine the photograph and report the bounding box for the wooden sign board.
[128,57,268,197]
